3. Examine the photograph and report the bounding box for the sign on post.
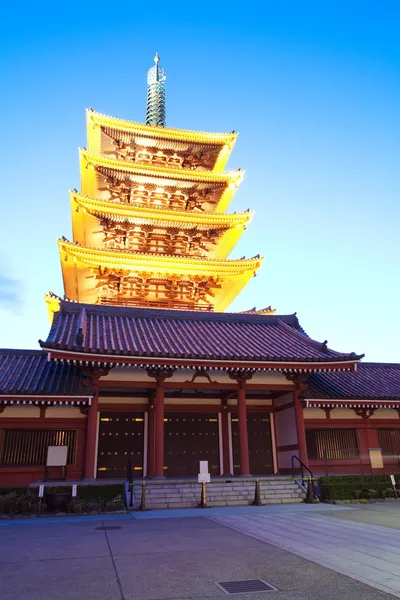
[72,484,77,498]
[46,446,68,467]
[390,475,396,487]
[198,461,210,483]
[38,485,44,498]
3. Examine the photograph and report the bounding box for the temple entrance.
[232,413,274,475]
[97,412,144,478]
[164,412,220,477]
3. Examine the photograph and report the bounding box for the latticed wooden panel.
[1,429,77,466]
[378,429,400,457]
[306,428,359,460]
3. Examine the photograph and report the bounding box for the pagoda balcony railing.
[99,297,214,311]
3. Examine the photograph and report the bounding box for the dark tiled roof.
[307,363,400,400]
[40,301,362,364]
[0,349,91,396]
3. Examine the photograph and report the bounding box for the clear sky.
[1,1,399,362]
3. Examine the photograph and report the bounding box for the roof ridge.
[87,109,238,140]
[0,348,44,356]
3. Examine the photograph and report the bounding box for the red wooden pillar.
[294,388,309,467]
[84,391,99,479]
[147,395,155,478]
[237,380,250,476]
[154,379,166,478]
[221,401,231,475]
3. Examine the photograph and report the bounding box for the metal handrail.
[291,455,314,484]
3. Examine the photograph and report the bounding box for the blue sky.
[1,1,399,362]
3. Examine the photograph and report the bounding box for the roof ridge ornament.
[146,52,166,128]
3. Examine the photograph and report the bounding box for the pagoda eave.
[59,239,263,274]
[87,109,238,146]
[70,191,253,228]
[80,150,243,184]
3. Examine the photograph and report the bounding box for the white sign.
[72,484,77,498]
[390,475,396,486]
[46,445,68,467]
[199,461,209,475]
[38,485,44,498]
[198,473,210,483]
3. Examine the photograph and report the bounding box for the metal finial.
[146,53,166,127]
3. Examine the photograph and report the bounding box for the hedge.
[318,475,400,501]
[0,484,125,515]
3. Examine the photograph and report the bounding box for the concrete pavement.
[0,504,396,600]
[212,503,400,599]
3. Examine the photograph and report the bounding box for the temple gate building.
[1,56,399,490]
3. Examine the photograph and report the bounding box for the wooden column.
[294,388,309,467]
[221,400,231,475]
[147,394,155,478]
[82,367,109,480]
[147,369,174,478]
[230,371,253,476]
[84,391,99,479]
[154,379,165,478]
[238,381,250,475]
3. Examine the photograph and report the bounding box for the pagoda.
[50,54,263,315]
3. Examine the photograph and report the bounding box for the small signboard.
[199,461,209,475]
[390,475,396,487]
[369,448,384,469]
[198,460,210,483]
[46,446,68,467]
[38,485,44,498]
[72,484,77,498]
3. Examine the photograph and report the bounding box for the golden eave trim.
[87,109,238,146]
[59,239,263,274]
[80,150,243,184]
[70,192,253,228]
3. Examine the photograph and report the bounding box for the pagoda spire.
[146,52,166,127]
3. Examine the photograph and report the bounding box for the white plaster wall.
[100,367,292,386]
[277,449,298,469]
[303,408,326,420]
[99,396,147,405]
[101,367,151,382]
[372,409,399,420]
[45,407,85,419]
[274,393,297,448]
[330,408,361,420]
[0,406,40,418]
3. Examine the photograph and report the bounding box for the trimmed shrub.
[0,484,125,514]
[318,475,400,501]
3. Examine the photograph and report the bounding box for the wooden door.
[164,413,220,477]
[232,413,274,475]
[97,412,144,478]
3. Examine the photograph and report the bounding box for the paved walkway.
[0,505,393,600]
[212,503,400,599]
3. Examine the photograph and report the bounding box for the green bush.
[0,489,39,514]
[0,485,125,514]
[318,475,400,501]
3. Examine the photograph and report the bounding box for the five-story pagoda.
[50,54,263,313]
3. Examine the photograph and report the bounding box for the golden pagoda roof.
[59,239,262,312]
[71,193,252,260]
[80,150,243,184]
[86,109,238,171]
[70,191,253,229]
[80,151,243,213]
[87,109,238,144]
[59,238,262,274]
